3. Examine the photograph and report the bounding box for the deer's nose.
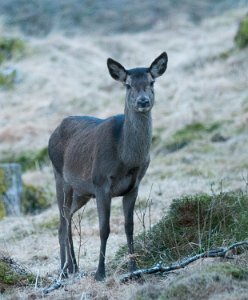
[137,97,150,108]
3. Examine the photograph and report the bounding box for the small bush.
[0,37,25,64]
[235,14,248,49]
[22,184,51,214]
[113,190,248,270]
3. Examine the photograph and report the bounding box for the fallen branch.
[43,280,63,294]
[42,272,87,294]
[41,241,248,292]
[119,240,248,283]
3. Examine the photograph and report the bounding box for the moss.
[235,14,248,49]
[0,168,9,195]
[164,122,220,153]
[0,201,6,220]
[112,190,248,271]
[0,168,9,220]
[0,37,25,64]
[22,184,51,214]
[1,147,49,172]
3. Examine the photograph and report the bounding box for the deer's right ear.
[107,58,127,83]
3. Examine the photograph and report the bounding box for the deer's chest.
[110,166,140,197]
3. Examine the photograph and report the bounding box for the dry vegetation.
[0,1,248,299]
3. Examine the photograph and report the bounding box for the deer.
[48,52,168,281]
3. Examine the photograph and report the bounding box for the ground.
[0,3,248,299]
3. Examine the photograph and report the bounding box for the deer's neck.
[120,106,152,164]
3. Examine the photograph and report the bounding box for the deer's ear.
[149,52,168,78]
[107,58,127,83]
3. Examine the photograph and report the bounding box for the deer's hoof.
[128,260,137,273]
[94,271,105,281]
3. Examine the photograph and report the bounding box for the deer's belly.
[111,174,136,197]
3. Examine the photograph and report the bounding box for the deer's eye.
[150,81,155,87]
[125,83,131,89]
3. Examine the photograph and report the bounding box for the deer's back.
[48,115,124,177]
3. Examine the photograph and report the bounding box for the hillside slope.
[0,4,248,299]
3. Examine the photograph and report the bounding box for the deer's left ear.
[149,52,168,78]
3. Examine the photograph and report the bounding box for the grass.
[0,68,17,88]
[39,215,59,230]
[155,122,221,154]
[112,190,248,271]
[0,147,49,172]
[0,256,35,287]
[0,0,239,36]
[0,37,25,64]
[235,14,248,49]
[0,37,25,88]
[132,261,248,300]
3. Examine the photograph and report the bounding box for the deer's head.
[107,52,168,113]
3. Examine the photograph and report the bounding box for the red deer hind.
[48,52,168,281]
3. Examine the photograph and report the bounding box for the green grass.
[0,147,49,172]
[160,122,220,153]
[235,14,248,49]
[112,190,248,271]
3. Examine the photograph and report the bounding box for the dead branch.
[42,241,248,293]
[43,280,63,294]
[119,240,248,283]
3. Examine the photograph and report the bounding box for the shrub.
[113,190,248,270]
[0,37,25,64]
[21,184,51,214]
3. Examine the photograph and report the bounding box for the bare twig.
[119,240,248,283]
[72,206,86,268]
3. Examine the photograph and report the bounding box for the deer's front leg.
[95,188,111,281]
[122,187,138,272]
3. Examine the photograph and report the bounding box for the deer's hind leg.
[55,171,78,275]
